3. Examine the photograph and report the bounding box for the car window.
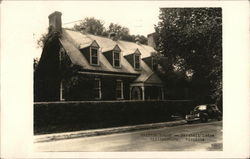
[195,105,207,110]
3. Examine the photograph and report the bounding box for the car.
[185,104,222,123]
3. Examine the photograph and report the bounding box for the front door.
[131,87,141,100]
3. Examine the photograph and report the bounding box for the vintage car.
[185,104,222,123]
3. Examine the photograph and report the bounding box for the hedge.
[34,100,195,134]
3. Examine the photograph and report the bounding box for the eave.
[78,69,140,78]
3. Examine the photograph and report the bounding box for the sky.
[1,1,162,58]
[1,1,233,59]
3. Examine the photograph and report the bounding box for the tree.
[107,23,130,40]
[73,19,148,44]
[37,26,54,48]
[73,17,106,36]
[35,26,61,72]
[33,57,40,71]
[135,35,148,45]
[38,17,148,46]
[155,8,222,103]
[106,23,148,44]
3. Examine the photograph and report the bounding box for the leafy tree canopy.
[73,17,148,44]
[155,8,222,103]
[38,17,148,49]
[74,17,106,36]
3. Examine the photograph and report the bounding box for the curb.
[34,120,187,143]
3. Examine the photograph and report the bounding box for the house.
[34,11,164,102]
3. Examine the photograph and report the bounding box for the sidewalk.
[34,119,187,143]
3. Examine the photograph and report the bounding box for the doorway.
[131,87,141,100]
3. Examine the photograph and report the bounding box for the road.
[35,121,222,151]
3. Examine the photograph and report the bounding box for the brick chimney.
[147,33,156,48]
[48,11,62,33]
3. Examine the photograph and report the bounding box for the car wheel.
[200,114,208,123]
[217,115,222,121]
[201,113,209,123]
[187,121,192,124]
[201,117,207,122]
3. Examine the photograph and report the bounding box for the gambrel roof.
[59,28,163,85]
[60,29,138,74]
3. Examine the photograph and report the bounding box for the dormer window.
[113,51,121,67]
[133,49,141,70]
[134,54,141,70]
[90,47,98,65]
[80,40,100,66]
[101,44,122,68]
[134,54,140,69]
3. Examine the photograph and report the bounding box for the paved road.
[35,121,222,151]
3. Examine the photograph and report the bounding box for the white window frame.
[116,80,124,99]
[134,54,140,70]
[112,50,121,68]
[60,81,65,101]
[94,78,102,99]
[90,47,99,66]
[151,57,154,69]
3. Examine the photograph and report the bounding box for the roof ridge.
[62,28,151,48]
[63,28,114,40]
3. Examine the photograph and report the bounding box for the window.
[152,58,155,70]
[116,80,123,99]
[90,47,98,65]
[152,57,158,70]
[94,78,101,99]
[113,51,120,67]
[134,54,140,69]
[195,105,207,111]
[60,81,65,101]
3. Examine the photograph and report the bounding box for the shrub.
[34,100,194,134]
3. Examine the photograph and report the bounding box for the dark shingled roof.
[59,28,163,85]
